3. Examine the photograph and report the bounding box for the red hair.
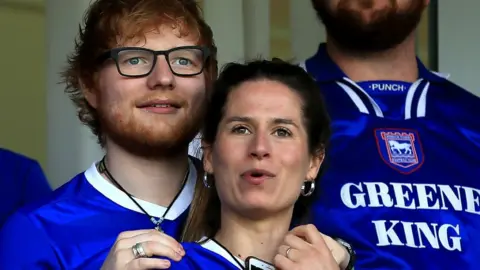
[61,0,217,146]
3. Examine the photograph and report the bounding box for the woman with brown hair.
[171,59,354,270]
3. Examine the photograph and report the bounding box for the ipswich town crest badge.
[374,129,424,174]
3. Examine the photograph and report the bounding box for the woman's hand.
[101,229,185,269]
[274,224,349,270]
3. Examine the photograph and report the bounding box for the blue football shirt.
[0,158,196,269]
[301,43,480,270]
[0,148,51,226]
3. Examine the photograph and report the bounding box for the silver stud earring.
[301,180,315,196]
[203,172,212,188]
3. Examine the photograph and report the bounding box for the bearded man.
[0,0,217,268]
[302,1,480,269]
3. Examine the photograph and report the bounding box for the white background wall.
[438,1,479,95]
[46,0,104,188]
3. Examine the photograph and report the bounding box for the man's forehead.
[116,24,200,47]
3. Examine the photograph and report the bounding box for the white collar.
[200,238,244,269]
[84,159,196,220]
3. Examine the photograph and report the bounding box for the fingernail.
[160,259,171,268]
[172,253,181,261]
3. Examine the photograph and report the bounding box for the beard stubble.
[98,96,205,160]
[313,0,425,53]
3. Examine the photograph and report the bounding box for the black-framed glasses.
[97,46,210,78]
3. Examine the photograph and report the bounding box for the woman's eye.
[274,128,291,137]
[232,126,250,134]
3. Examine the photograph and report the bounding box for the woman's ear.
[202,142,213,174]
[306,148,324,181]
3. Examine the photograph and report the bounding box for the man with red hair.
[0,0,217,268]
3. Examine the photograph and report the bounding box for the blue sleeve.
[0,212,59,269]
[169,258,197,269]
[22,161,52,204]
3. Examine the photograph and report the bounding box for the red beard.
[97,95,205,159]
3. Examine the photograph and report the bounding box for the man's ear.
[81,79,98,109]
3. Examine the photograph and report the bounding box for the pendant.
[151,217,164,232]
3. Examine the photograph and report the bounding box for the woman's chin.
[234,198,284,219]
[239,193,273,208]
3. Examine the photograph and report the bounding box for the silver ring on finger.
[285,247,292,259]
[132,242,147,259]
